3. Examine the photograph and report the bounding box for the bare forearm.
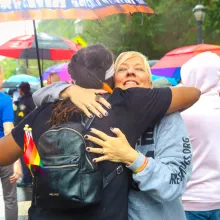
[168,87,201,114]
[3,122,14,135]
[13,159,21,172]
[14,159,21,166]
[0,134,23,166]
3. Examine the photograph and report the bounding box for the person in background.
[181,52,220,220]
[14,82,35,125]
[15,82,35,187]
[152,77,173,88]
[0,91,21,220]
[47,72,60,85]
[12,89,21,112]
[0,65,3,91]
[33,51,193,220]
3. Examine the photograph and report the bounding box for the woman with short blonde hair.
[115,51,152,83]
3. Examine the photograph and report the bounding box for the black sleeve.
[24,98,35,116]
[118,87,172,134]
[11,108,37,150]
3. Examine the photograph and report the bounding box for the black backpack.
[34,115,124,209]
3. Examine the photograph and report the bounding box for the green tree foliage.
[0,58,17,79]
[0,58,57,79]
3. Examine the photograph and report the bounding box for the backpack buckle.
[116,166,123,175]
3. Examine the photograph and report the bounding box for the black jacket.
[14,93,35,126]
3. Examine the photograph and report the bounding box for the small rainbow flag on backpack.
[23,124,44,177]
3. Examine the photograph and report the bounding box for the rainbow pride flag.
[23,125,44,177]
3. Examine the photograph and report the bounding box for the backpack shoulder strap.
[81,114,96,130]
[103,165,124,189]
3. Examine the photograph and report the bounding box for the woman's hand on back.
[85,128,138,166]
[61,85,111,118]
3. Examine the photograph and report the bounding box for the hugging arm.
[168,86,200,114]
[32,82,110,118]
[87,113,192,202]
[34,84,200,116]
[85,128,138,164]
[32,82,71,107]
[129,113,192,202]
[0,107,37,167]
[0,133,23,166]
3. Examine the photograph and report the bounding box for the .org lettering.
[170,137,192,184]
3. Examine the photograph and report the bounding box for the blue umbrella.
[152,74,179,86]
[3,74,40,89]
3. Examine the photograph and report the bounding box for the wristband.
[133,157,148,174]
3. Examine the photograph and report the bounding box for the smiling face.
[114,56,152,90]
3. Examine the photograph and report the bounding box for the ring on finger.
[95,94,102,102]
[101,149,105,154]
[87,104,92,110]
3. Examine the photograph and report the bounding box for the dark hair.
[50,44,114,126]
[19,82,31,95]
[68,44,114,89]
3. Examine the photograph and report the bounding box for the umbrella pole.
[33,20,43,87]
[42,59,44,74]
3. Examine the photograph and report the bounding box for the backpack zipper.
[43,127,94,170]
[44,164,78,169]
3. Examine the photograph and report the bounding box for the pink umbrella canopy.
[43,63,71,82]
[151,44,220,80]
[152,44,220,69]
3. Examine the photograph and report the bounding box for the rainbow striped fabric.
[23,125,44,177]
[0,0,154,22]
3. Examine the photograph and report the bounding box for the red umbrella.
[0,33,81,60]
[151,44,220,79]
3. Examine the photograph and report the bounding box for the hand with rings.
[87,104,92,110]
[84,128,138,165]
[101,148,105,155]
[60,85,112,119]
[95,94,102,102]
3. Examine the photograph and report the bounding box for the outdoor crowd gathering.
[0,1,220,220]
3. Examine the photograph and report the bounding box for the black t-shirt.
[12,87,172,220]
